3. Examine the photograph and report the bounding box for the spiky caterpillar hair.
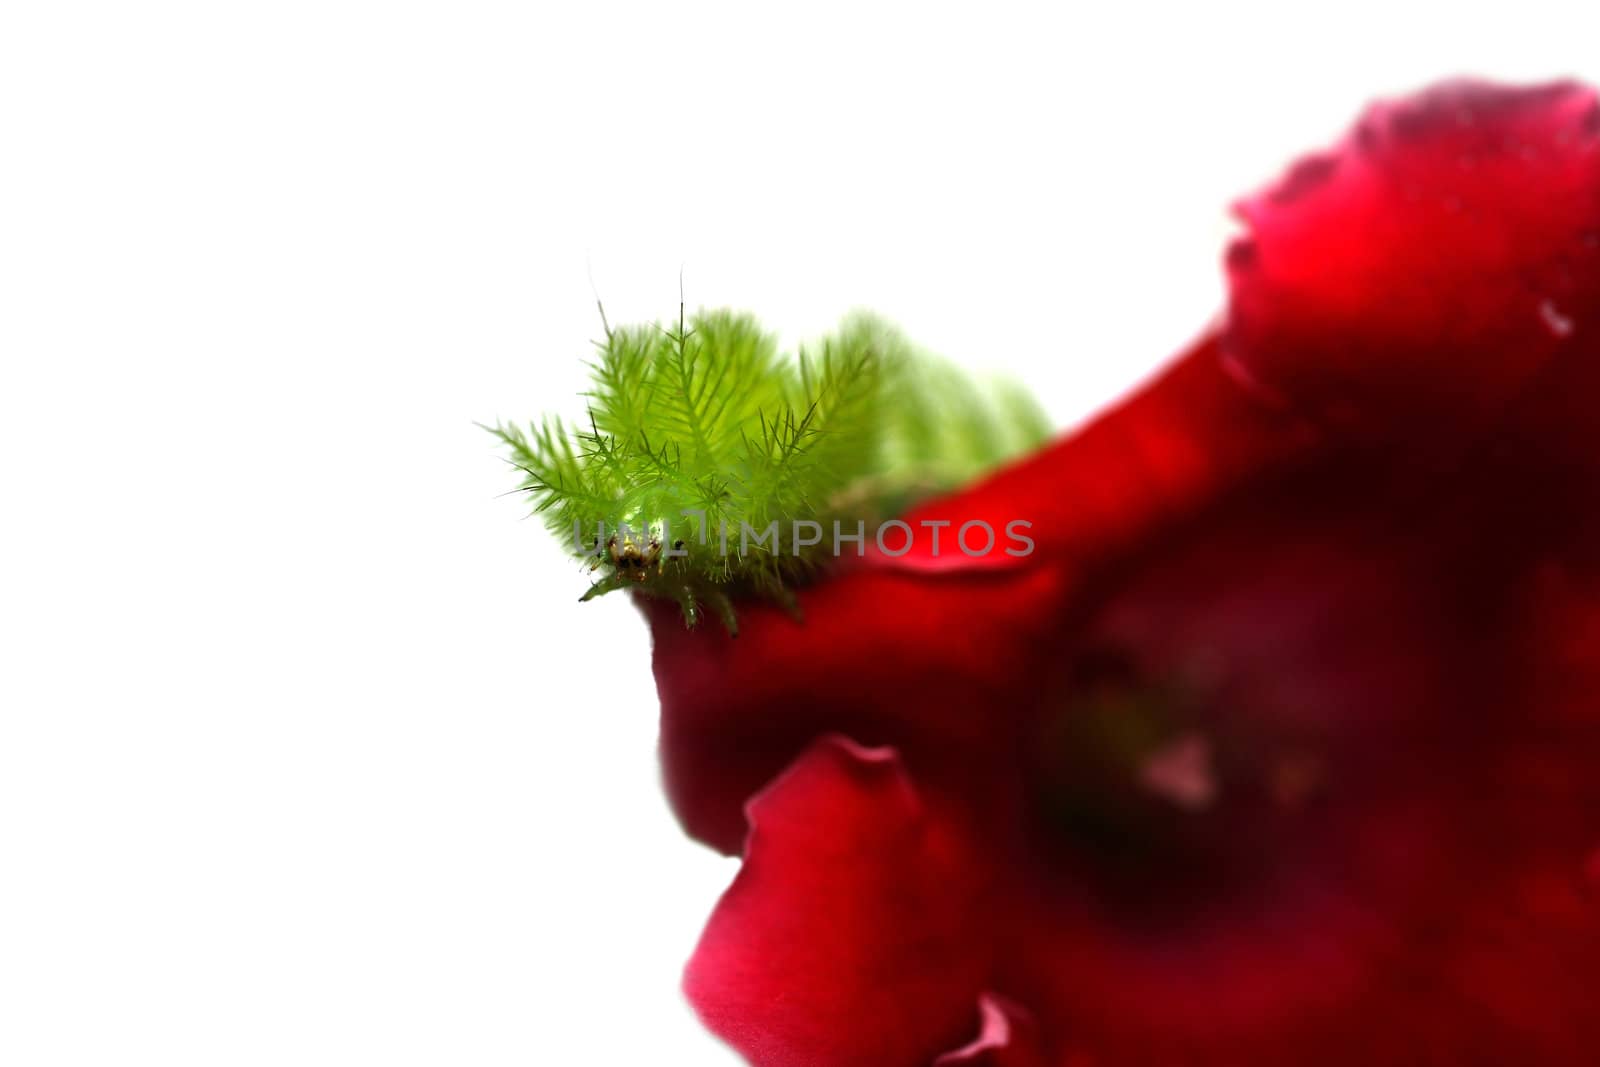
[490,305,1049,631]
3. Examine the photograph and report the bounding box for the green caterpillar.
[490,305,1049,631]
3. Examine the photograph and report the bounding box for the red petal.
[1225,80,1600,445]
[685,737,992,1067]
[882,330,1319,573]
[649,562,1070,854]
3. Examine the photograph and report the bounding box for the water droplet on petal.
[1138,732,1216,812]
[1540,299,1576,338]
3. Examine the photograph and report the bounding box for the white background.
[3,2,1597,1063]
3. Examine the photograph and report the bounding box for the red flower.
[647,81,1600,1065]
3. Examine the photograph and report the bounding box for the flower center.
[1024,647,1330,928]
